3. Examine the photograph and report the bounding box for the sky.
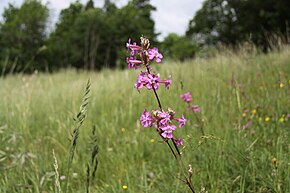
[0,0,204,40]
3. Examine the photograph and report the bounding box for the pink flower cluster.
[140,109,185,145]
[180,92,201,113]
[126,38,170,91]
[135,71,171,91]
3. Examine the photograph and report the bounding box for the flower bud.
[141,36,150,50]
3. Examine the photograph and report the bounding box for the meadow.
[0,47,289,193]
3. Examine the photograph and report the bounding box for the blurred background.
[0,0,289,74]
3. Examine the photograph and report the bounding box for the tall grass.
[0,48,289,192]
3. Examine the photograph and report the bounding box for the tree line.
[186,0,290,51]
[0,0,289,74]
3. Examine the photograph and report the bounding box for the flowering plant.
[126,36,195,192]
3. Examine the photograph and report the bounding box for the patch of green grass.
[0,48,289,192]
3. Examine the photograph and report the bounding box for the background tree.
[161,33,199,61]
[0,0,49,74]
[186,0,290,50]
[47,0,158,70]
[46,1,84,70]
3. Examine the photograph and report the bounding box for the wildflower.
[140,109,154,127]
[148,47,163,63]
[126,57,142,69]
[122,185,128,190]
[258,117,262,121]
[134,71,171,91]
[173,137,183,146]
[146,73,160,90]
[159,111,171,125]
[279,83,284,88]
[180,92,192,103]
[175,115,187,128]
[150,139,155,143]
[279,117,284,123]
[251,109,257,115]
[242,113,247,117]
[189,104,201,113]
[126,38,141,53]
[121,128,126,132]
[265,116,270,122]
[160,79,171,89]
[243,121,251,130]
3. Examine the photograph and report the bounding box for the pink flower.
[243,121,251,130]
[161,130,173,139]
[160,79,171,89]
[126,38,141,53]
[180,92,192,103]
[134,72,147,91]
[175,114,186,128]
[160,124,176,139]
[135,72,170,91]
[159,112,171,125]
[148,48,163,63]
[146,73,160,90]
[173,137,183,146]
[140,109,154,127]
[189,104,201,113]
[126,57,142,69]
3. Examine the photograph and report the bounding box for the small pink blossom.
[126,57,142,69]
[160,79,171,89]
[243,121,251,130]
[146,73,160,90]
[160,124,176,139]
[134,72,147,91]
[175,114,187,128]
[135,72,170,91]
[173,137,183,146]
[161,130,173,139]
[159,112,171,125]
[140,109,154,127]
[126,38,141,53]
[148,47,163,63]
[189,104,201,113]
[180,92,192,103]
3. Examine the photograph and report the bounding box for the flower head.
[180,92,192,103]
[160,124,176,139]
[148,48,163,63]
[159,111,171,125]
[173,137,183,146]
[126,38,141,53]
[189,104,201,113]
[126,57,142,69]
[140,109,155,127]
[175,114,187,128]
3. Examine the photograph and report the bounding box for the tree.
[0,0,49,74]
[186,0,290,50]
[161,33,199,61]
[46,1,84,70]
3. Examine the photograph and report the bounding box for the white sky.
[0,0,204,40]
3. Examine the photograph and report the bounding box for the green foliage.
[46,0,157,71]
[0,0,49,74]
[161,33,199,61]
[187,0,290,49]
[0,0,158,74]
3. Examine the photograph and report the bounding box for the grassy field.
[0,48,289,193]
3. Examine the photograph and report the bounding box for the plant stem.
[145,65,195,193]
